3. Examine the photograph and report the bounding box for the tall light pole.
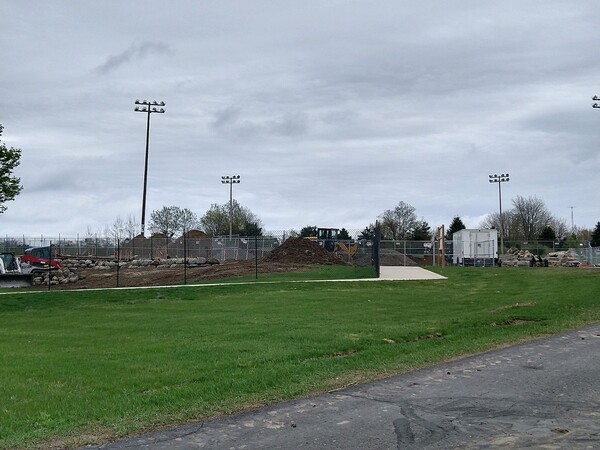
[221,175,241,238]
[570,206,575,233]
[134,99,165,237]
[489,173,509,256]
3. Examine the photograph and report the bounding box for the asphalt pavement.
[85,323,600,449]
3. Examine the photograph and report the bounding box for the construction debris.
[500,248,580,267]
[546,251,581,267]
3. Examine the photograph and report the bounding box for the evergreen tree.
[240,221,263,237]
[446,216,466,239]
[337,228,350,240]
[300,226,317,237]
[539,225,556,241]
[591,222,600,247]
[358,224,376,240]
[412,219,432,240]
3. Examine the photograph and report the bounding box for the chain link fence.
[0,229,378,266]
[2,233,597,267]
[569,246,600,266]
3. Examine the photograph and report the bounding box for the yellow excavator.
[309,228,359,258]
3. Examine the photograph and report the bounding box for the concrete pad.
[379,265,447,280]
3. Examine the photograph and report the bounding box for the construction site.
[1,226,598,290]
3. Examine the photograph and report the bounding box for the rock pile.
[500,248,580,267]
[33,257,222,286]
[546,251,581,267]
[500,249,543,267]
[32,267,80,286]
[60,257,221,271]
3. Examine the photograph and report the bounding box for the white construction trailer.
[452,229,498,266]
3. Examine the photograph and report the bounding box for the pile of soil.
[262,237,345,265]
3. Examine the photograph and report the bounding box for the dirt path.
[41,260,315,290]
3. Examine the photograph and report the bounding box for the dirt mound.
[262,237,345,265]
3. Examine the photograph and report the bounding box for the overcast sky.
[1,1,599,238]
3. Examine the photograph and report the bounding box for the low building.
[452,229,498,266]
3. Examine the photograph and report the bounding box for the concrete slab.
[379,266,447,280]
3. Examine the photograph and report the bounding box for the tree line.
[365,197,600,247]
[110,201,263,240]
[480,195,600,246]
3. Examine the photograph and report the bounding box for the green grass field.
[1,266,599,449]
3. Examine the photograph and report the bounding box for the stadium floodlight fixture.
[488,173,510,257]
[489,173,509,183]
[134,99,166,237]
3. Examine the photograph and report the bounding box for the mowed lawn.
[0,266,599,449]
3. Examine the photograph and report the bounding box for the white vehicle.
[0,253,34,287]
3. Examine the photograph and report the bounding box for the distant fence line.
[1,234,598,266]
[0,230,375,265]
[1,233,291,261]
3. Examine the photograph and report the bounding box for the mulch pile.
[262,237,345,265]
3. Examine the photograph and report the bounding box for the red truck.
[20,246,62,270]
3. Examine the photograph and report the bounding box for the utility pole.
[570,206,574,234]
[489,173,510,256]
[221,175,241,238]
[134,99,165,237]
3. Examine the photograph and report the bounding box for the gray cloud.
[1,1,600,236]
[95,41,172,74]
[211,107,309,139]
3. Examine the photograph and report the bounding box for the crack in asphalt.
[338,390,600,449]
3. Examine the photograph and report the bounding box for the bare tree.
[125,215,139,239]
[111,216,127,241]
[512,195,552,240]
[549,217,569,241]
[479,211,517,241]
[379,201,418,240]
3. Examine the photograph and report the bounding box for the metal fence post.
[184,234,187,285]
[116,238,120,288]
[374,222,381,277]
